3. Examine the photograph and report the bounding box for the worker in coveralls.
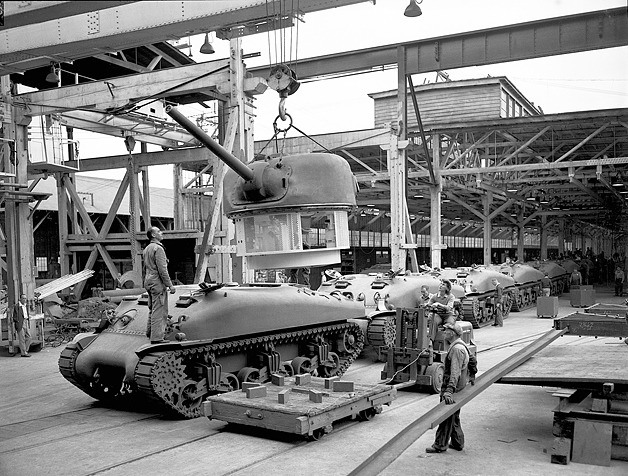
[491,278,504,327]
[143,227,176,344]
[426,322,474,453]
[13,293,32,357]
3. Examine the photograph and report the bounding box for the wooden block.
[271,374,285,386]
[245,386,267,399]
[324,376,340,389]
[278,388,291,404]
[309,389,323,403]
[242,381,260,392]
[572,420,612,466]
[296,373,311,386]
[332,380,354,392]
[550,436,571,465]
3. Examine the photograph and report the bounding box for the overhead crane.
[0,5,626,331]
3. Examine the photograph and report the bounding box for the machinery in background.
[381,307,476,393]
[318,269,465,354]
[435,265,515,328]
[490,262,543,311]
[59,108,365,419]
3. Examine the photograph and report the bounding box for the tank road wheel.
[219,373,240,391]
[291,356,313,375]
[175,379,204,412]
[318,351,340,378]
[425,363,445,394]
[503,293,513,318]
[237,367,260,384]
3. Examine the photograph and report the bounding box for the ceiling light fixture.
[45,63,60,83]
[404,0,423,17]
[200,33,215,54]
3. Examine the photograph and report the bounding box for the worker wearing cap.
[491,278,504,327]
[426,322,471,454]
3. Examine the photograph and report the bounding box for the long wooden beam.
[14,60,231,116]
[349,328,568,476]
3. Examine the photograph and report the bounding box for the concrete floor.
[1,285,627,476]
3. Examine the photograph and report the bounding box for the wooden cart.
[203,375,396,440]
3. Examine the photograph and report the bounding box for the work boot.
[425,446,446,453]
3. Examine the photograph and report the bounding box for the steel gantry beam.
[251,7,628,80]
[0,1,370,74]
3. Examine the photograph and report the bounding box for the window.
[36,257,48,273]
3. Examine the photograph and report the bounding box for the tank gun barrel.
[166,106,254,182]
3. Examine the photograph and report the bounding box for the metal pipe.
[166,106,255,181]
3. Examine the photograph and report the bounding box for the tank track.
[59,342,134,403]
[510,284,541,312]
[367,314,396,349]
[134,321,364,418]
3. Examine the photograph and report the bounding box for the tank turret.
[167,106,356,272]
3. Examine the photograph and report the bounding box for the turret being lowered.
[58,107,363,418]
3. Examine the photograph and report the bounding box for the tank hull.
[526,260,570,295]
[318,272,465,350]
[489,263,544,311]
[58,284,365,418]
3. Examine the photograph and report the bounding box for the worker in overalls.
[426,322,474,453]
[143,227,176,344]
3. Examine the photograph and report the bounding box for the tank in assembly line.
[489,262,544,311]
[526,260,570,295]
[318,269,466,350]
[435,266,516,328]
[58,107,366,418]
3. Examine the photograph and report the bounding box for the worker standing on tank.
[540,274,552,297]
[143,226,176,344]
[427,279,455,339]
[426,322,471,453]
[491,278,504,327]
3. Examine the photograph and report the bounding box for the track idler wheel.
[175,379,205,411]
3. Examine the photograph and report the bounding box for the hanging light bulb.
[200,33,215,54]
[404,0,423,17]
[45,63,60,83]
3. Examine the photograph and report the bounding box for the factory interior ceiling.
[13,32,628,242]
